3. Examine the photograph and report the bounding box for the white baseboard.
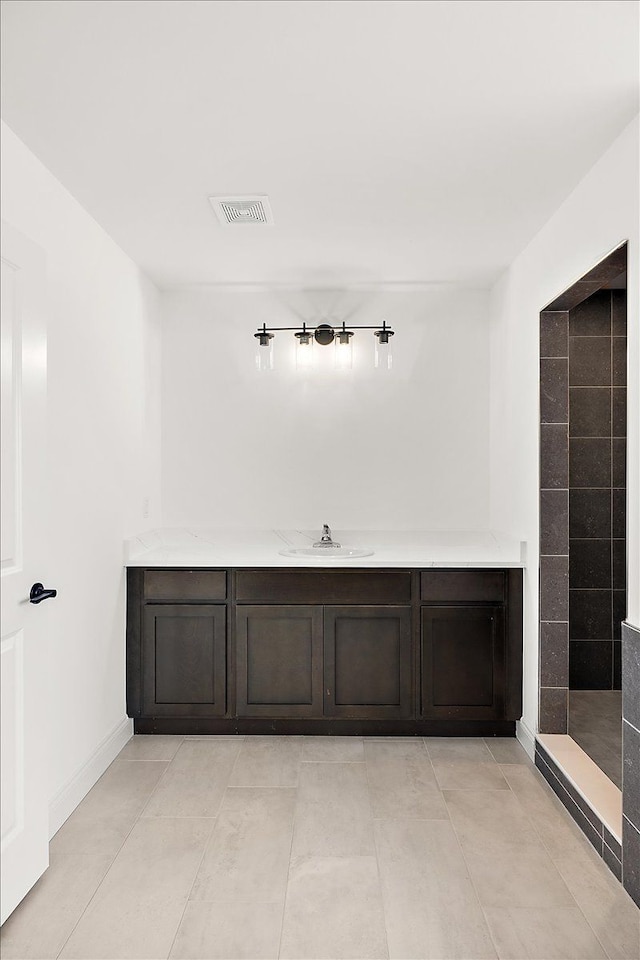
[48,717,133,839]
[516,718,536,760]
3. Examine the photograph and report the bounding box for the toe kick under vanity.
[125,531,525,736]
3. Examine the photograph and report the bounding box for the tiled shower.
[568,289,627,691]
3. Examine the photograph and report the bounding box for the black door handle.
[29,582,57,604]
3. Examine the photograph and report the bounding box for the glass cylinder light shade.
[335,329,353,370]
[255,331,274,372]
[374,326,394,370]
[295,330,314,370]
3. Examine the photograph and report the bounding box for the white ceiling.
[1,0,638,288]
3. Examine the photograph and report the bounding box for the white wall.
[161,285,491,531]
[489,115,639,740]
[1,122,162,830]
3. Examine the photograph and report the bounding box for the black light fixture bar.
[254,320,394,343]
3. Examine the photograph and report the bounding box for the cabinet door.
[235,605,323,717]
[324,606,412,718]
[421,606,505,719]
[142,605,226,717]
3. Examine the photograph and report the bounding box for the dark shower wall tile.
[569,589,612,640]
[613,439,626,488]
[570,640,613,689]
[540,621,569,686]
[613,641,621,690]
[613,337,627,385]
[568,290,611,336]
[540,555,569,622]
[540,312,568,357]
[623,817,640,908]
[540,489,569,556]
[612,289,627,336]
[570,388,611,437]
[613,591,626,639]
[569,438,611,488]
[613,489,626,538]
[613,539,626,591]
[540,424,568,488]
[569,539,611,589]
[623,721,640,830]
[613,388,626,437]
[541,359,568,423]
[539,686,568,733]
[622,622,640,731]
[569,337,611,386]
[569,489,611,539]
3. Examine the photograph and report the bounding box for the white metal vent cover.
[209,195,274,225]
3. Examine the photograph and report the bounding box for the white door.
[1,221,50,924]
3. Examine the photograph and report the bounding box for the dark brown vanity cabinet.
[142,604,227,717]
[127,566,522,734]
[234,571,412,720]
[419,570,522,722]
[128,569,228,720]
[324,606,412,718]
[235,605,323,718]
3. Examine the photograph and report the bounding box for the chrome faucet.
[313,524,341,549]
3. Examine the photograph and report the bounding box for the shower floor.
[569,690,622,789]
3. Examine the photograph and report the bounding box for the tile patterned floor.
[569,691,623,789]
[1,735,639,960]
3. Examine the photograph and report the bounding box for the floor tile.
[501,764,599,861]
[50,812,133,859]
[484,906,607,959]
[484,738,532,765]
[279,856,388,959]
[374,819,469,899]
[425,737,495,762]
[443,789,540,849]
[292,760,374,856]
[169,900,283,959]
[118,734,184,762]
[367,757,447,820]
[301,736,364,762]
[384,880,497,960]
[190,787,295,902]
[298,759,370,808]
[364,739,429,762]
[70,759,168,821]
[0,855,112,959]
[60,817,212,959]
[432,760,510,790]
[464,842,576,908]
[555,855,640,959]
[142,739,240,818]
[228,736,302,787]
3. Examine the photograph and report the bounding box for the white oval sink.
[279,546,374,560]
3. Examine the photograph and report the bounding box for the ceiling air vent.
[209,195,274,225]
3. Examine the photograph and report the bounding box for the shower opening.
[539,242,627,791]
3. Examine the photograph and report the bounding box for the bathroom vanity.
[126,532,524,735]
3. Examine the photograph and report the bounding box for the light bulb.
[295,331,314,370]
[254,330,274,372]
[335,329,353,370]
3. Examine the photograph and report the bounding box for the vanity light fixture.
[253,319,395,371]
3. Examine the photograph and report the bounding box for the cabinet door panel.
[236,605,323,717]
[143,605,226,717]
[421,606,505,719]
[324,606,412,718]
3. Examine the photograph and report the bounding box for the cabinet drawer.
[144,570,227,602]
[235,569,411,604]
[420,571,505,603]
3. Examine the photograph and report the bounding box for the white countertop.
[124,528,526,568]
